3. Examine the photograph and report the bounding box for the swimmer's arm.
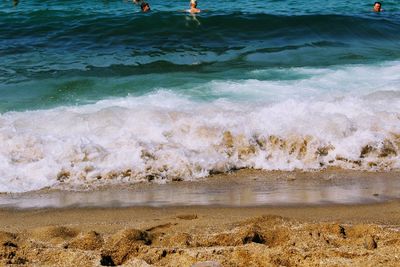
[177,9,198,13]
[177,9,208,13]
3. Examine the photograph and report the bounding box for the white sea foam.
[0,63,399,192]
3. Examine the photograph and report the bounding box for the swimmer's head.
[141,2,150,12]
[373,2,382,12]
[190,0,198,8]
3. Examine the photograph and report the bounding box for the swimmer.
[189,0,201,13]
[141,2,151,12]
[373,2,382,12]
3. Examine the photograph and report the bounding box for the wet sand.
[1,170,400,266]
[1,169,400,209]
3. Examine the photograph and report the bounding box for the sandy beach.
[1,202,400,266]
[1,170,400,267]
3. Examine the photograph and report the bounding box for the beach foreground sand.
[1,200,400,267]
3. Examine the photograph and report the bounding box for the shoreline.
[1,169,400,209]
[1,169,399,266]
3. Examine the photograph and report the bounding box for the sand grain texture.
[1,202,400,266]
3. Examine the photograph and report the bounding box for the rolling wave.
[2,13,399,48]
[1,62,400,193]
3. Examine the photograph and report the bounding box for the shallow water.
[1,1,400,192]
[1,170,400,209]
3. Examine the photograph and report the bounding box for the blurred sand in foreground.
[1,200,400,266]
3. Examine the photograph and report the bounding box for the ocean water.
[0,0,400,192]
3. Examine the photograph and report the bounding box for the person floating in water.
[189,0,201,13]
[373,2,382,12]
[140,2,151,12]
[132,0,150,12]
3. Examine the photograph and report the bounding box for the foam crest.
[1,85,399,192]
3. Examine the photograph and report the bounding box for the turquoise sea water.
[1,0,400,111]
[0,1,400,192]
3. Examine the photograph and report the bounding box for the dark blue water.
[1,0,399,111]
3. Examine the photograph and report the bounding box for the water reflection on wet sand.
[1,169,399,209]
